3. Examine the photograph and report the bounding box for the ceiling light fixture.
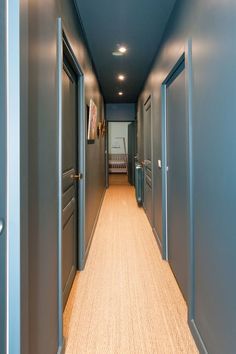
[118,91,123,96]
[118,46,127,53]
[118,74,125,81]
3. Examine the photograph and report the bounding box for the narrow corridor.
[63,185,198,353]
[2,1,236,352]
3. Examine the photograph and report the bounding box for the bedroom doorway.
[108,122,135,186]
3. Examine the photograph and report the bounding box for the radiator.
[135,163,143,206]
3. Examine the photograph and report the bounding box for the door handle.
[0,219,4,236]
[70,173,83,181]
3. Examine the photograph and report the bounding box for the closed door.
[128,122,136,185]
[143,98,152,224]
[0,5,6,351]
[166,62,188,300]
[62,58,78,308]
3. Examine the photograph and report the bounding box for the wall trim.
[161,49,187,258]
[153,227,162,254]
[57,339,65,354]
[189,319,208,354]
[161,80,168,260]
[57,17,64,353]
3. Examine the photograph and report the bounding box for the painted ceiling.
[74,0,176,102]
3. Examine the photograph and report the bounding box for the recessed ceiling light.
[118,46,127,53]
[118,74,125,81]
[112,51,123,56]
[118,91,123,96]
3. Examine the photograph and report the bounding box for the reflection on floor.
[63,185,198,353]
[109,173,129,185]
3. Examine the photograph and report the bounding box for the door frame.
[57,18,86,352]
[127,121,136,185]
[105,120,109,188]
[165,56,188,300]
[161,52,186,260]
[106,120,134,185]
[143,95,154,226]
[5,1,21,352]
[161,40,205,350]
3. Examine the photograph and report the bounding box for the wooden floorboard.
[63,185,198,354]
[109,173,129,185]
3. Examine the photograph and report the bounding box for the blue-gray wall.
[137,0,236,352]
[106,103,136,122]
[22,1,105,353]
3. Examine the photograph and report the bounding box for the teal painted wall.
[137,0,236,352]
[19,0,105,353]
[106,103,136,122]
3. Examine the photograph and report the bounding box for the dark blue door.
[143,98,152,224]
[62,58,78,308]
[166,62,188,300]
[128,122,136,185]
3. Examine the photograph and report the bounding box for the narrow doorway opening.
[108,121,136,186]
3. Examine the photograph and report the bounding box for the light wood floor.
[109,173,129,185]
[63,185,198,354]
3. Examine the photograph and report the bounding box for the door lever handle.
[0,219,4,236]
[70,173,83,181]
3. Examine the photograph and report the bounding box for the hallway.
[63,185,198,353]
[2,0,236,352]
